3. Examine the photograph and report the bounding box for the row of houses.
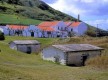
[0,21,88,38]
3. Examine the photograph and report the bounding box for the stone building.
[42,44,104,66]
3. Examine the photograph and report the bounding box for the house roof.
[38,26,54,31]
[8,25,28,30]
[69,22,81,27]
[52,44,104,52]
[38,21,60,27]
[65,22,72,25]
[11,40,40,45]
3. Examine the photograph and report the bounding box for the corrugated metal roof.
[12,40,40,45]
[52,44,104,52]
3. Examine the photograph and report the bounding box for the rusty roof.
[52,44,104,52]
[8,25,28,30]
[11,40,40,45]
[38,26,55,31]
[38,21,60,27]
[69,22,81,27]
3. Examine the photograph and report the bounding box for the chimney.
[77,14,80,22]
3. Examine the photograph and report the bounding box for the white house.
[0,25,9,35]
[38,26,55,38]
[0,20,88,38]
[23,25,42,37]
[66,22,88,36]
[38,21,68,38]
[6,25,28,36]
[9,40,41,54]
[42,44,104,66]
[0,27,3,32]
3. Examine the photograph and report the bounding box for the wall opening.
[31,32,34,37]
[27,47,31,54]
[54,56,60,64]
[82,54,89,66]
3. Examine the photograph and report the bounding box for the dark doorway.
[82,55,88,66]
[27,47,31,54]
[54,56,60,63]
[57,35,60,37]
[31,32,34,37]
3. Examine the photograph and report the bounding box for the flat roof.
[11,40,40,45]
[52,44,104,52]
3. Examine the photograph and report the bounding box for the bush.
[86,56,108,69]
[0,31,5,40]
[85,30,96,37]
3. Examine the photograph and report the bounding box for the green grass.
[0,13,41,25]
[0,36,108,80]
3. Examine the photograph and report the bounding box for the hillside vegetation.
[0,36,108,80]
[0,0,77,22]
[0,13,41,25]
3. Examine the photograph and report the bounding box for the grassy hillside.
[0,0,77,21]
[0,36,108,80]
[0,13,41,25]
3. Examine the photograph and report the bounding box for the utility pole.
[96,24,98,37]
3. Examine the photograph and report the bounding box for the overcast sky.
[42,0,108,30]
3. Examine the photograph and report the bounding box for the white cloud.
[48,0,108,16]
[81,0,94,3]
[48,0,82,15]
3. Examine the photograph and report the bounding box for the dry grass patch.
[86,56,108,69]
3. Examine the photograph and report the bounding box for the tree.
[7,0,19,4]
[0,0,4,4]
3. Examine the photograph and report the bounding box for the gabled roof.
[65,22,72,25]
[38,21,60,27]
[38,26,54,31]
[8,25,28,30]
[69,22,81,27]
[52,44,104,52]
[10,40,40,45]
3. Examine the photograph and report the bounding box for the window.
[58,27,59,30]
[65,27,67,30]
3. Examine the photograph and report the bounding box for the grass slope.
[0,36,108,80]
[0,1,77,22]
[0,13,41,25]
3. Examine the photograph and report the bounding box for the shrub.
[0,31,5,40]
[85,30,96,37]
[86,56,108,69]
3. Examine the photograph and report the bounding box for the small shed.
[9,40,41,54]
[42,44,104,66]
